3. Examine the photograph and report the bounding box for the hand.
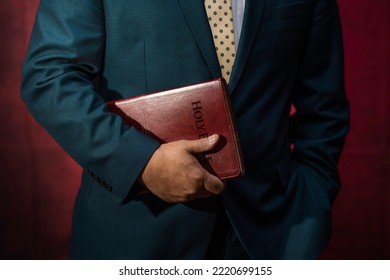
[139,134,225,203]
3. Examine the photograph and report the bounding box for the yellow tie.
[205,0,236,82]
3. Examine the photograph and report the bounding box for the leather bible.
[106,78,244,179]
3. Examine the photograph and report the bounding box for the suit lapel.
[229,0,266,93]
[177,0,267,93]
[177,0,221,78]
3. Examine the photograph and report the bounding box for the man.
[21,0,349,259]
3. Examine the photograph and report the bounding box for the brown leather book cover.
[106,78,244,179]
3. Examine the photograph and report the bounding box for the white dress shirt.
[232,0,246,48]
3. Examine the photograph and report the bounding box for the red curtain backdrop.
[0,0,389,259]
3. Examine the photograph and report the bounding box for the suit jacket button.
[106,185,113,193]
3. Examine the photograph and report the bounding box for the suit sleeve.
[289,0,350,209]
[21,0,160,204]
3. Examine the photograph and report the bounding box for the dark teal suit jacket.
[21,0,349,259]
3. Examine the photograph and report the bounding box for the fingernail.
[208,134,217,142]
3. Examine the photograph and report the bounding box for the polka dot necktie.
[204,0,236,83]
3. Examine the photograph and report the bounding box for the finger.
[203,173,225,195]
[185,134,219,154]
[196,189,213,199]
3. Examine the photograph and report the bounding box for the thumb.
[185,134,219,154]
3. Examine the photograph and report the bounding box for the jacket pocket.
[272,1,312,20]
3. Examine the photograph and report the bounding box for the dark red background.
[0,0,389,259]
